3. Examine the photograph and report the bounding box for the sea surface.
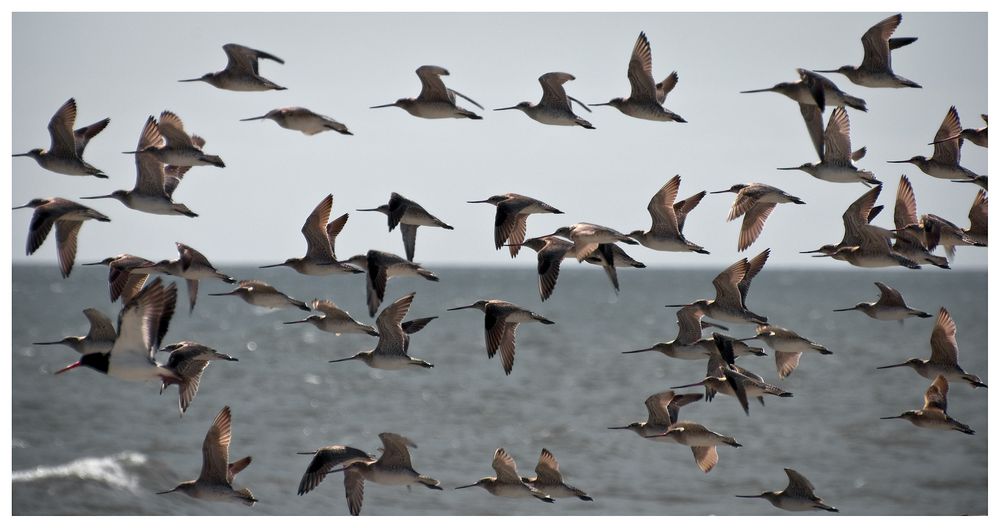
[11,264,988,516]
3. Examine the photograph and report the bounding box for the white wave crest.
[12,451,147,491]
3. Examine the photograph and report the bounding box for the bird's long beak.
[813,69,838,73]
[121,150,139,154]
[33,339,67,346]
[454,483,478,490]
[447,305,477,311]
[493,106,519,111]
[589,102,613,106]
[328,356,358,363]
[240,115,269,121]
[12,152,31,157]
[708,190,732,194]
[880,415,904,420]
[12,203,32,210]
[369,103,397,109]
[800,248,824,254]
[355,207,382,212]
[735,494,766,498]
[886,160,911,164]
[79,194,114,200]
[81,260,106,266]
[177,78,203,83]
[259,263,286,269]
[776,167,801,171]
[284,319,309,325]
[669,380,706,389]
[664,304,690,308]
[876,362,908,370]
[466,199,492,203]
[155,487,180,494]
[832,307,858,312]
[208,291,236,296]
[607,425,631,430]
[739,88,774,94]
[54,361,82,375]
[621,347,655,354]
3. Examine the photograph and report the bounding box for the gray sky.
[11,12,987,270]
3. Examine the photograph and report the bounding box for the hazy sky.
[11,12,987,270]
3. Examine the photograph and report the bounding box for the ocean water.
[11,264,988,516]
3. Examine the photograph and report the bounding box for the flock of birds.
[14,13,988,516]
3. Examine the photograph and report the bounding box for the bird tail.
[418,475,443,490]
[843,95,867,112]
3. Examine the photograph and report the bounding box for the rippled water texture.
[11,265,988,515]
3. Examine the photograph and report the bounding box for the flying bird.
[241,107,352,135]
[494,72,594,129]
[371,65,483,119]
[13,197,110,278]
[13,98,109,178]
[817,13,921,88]
[592,31,685,122]
[180,43,285,91]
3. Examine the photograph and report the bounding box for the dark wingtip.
[580,495,594,501]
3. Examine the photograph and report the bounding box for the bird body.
[740,69,867,112]
[241,107,352,135]
[593,32,685,122]
[329,293,434,369]
[344,250,438,317]
[132,111,224,168]
[447,299,553,375]
[260,194,361,275]
[630,175,708,253]
[834,282,932,321]
[456,448,553,502]
[340,433,442,515]
[358,192,453,262]
[521,449,592,501]
[877,308,986,387]
[548,223,637,262]
[14,197,111,278]
[882,375,975,434]
[817,14,921,89]
[180,43,285,91]
[13,98,109,177]
[33,308,115,354]
[712,184,804,251]
[778,107,879,186]
[285,299,377,336]
[737,468,838,512]
[889,106,984,181]
[209,280,309,311]
[495,72,594,129]
[371,65,483,119]
[667,249,770,325]
[157,406,256,506]
[468,193,563,257]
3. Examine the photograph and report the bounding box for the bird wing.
[968,190,988,237]
[176,242,211,271]
[326,214,349,260]
[894,175,919,230]
[647,175,681,235]
[303,195,335,262]
[675,305,706,344]
[416,65,452,102]
[536,244,565,302]
[47,98,78,158]
[656,72,678,105]
[74,118,110,158]
[843,185,883,244]
[374,293,414,356]
[644,390,675,426]
[539,72,575,112]
[498,323,518,375]
[775,351,802,379]
[783,468,817,496]
[344,466,365,516]
[533,448,563,485]
[799,103,826,161]
[54,220,82,278]
[312,299,345,318]
[738,248,770,307]
[133,118,167,196]
[162,165,190,199]
[627,32,657,103]
[860,13,901,73]
[400,224,419,262]
[174,357,209,415]
[158,111,194,148]
[386,193,407,230]
[929,308,959,365]
[923,375,949,412]
[199,406,232,485]
[727,189,759,221]
[492,448,522,484]
[873,282,906,307]
[298,446,371,496]
[691,446,718,473]
[377,432,415,469]
[223,43,284,76]
[484,307,505,358]
[674,191,706,233]
[738,203,775,252]
[712,258,749,308]
[505,214,529,258]
[83,308,116,342]
[26,208,56,256]
[366,257,388,317]
[112,279,175,363]
[932,107,962,166]
[823,107,852,165]
[667,393,703,424]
